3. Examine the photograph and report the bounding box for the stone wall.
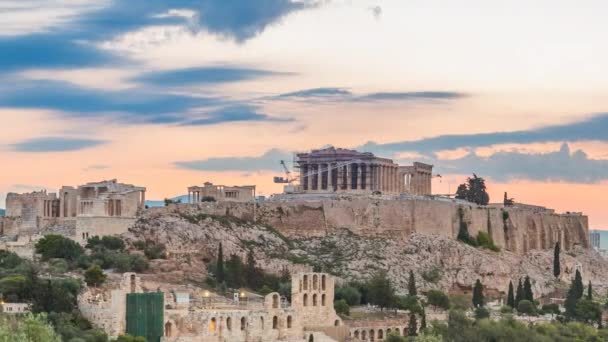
[164,197,588,255]
[75,217,137,244]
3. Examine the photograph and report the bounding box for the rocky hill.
[124,208,608,300]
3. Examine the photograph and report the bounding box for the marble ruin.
[295,147,433,195]
[188,182,256,203]
[80,272,364,342]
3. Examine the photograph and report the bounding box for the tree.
[35,235,84,262]
[474,307,490,320]
[335,286,362,306]
[0,314,61,342]
[515,279,523,306]
[420,307,427,331]
[334,299,350,316]
[587,281,593,300]
[565,269,584,318]
[245,249,260,289]
[115,335,146,342]
[472,279,484,308]
[523,276,534,302]
[517,300,536,316]
[408,270,417,296]
[455,174,490,205]
[426,289,450,310]
[553,242,561,279]
[84,265,106,287]
[216,243,225,284]
[506,281,515,308]
[574,299,601,324]
[225,254,245,288]
[367,271,396,311]
[408,313,418,336]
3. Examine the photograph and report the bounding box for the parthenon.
[296,147,433,195]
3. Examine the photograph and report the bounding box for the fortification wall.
[163,197,588,255]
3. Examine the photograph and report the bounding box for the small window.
[303,294,308,306]
[313,294,317,306]
[227,317,232,331]
[273,316,278,329]
[322,294,326,306]
[287,316,292,329]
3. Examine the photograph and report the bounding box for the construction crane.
[273,160,298,184]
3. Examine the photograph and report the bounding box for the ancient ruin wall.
[162,198,588,255]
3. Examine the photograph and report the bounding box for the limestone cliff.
[151,197,589,256]
[125,209,606,301]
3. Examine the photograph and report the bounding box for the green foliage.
[225,254,245,288]
[367,271,397,310]
[523,276,534,302]
[385,333,407,342]
[456,207,477,247]
[421,266,443,284]
[409,313,418,336]
[35,234,84,262]
[216,243,225,283]
[455,174,490,205]
[449,294,471,311]
[474,307,490,320]
[507,281,515,308]
[0,313,61,342]
[334,299,350,316]
[500,305,513,314]
[476,231,499,251]
[541,303,560,315]
[398,295,423,314]
[517,300,537,316]
[48,312,108,342]
[335,286,362,306]
[86,236,125,251]
[472,279,485,308]
[565,269,584,319]
[408,270,418,296]
[587,281,593,300]
[163,198,182,206]
[84,265,106,287]
[426,289,450,310]
[553,242,561,278]
[574,299,602,324]
[201,196,216,202]
[515,279,524,306]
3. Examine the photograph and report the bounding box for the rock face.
[125,208,606,302]
[148,197,589,256]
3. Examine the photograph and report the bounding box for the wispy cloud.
[175,148,292,171]
[271,87,467,102]
[133,66,292,86]
[11,137,106,152]
[360,112,608,155]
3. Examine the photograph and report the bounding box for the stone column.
[308,164,314,191]
[317,164,323,191]
[327,163,334,191]
[346,164,351,190]
[356,164,362,191]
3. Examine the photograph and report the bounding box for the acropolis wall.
[166,197,589,255]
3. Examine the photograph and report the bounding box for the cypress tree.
[565,269,584,318]
[420,308,427,332]
[587,281,593,300]
[515,279,523,306]
[553,242,561,278]
[408,270,417,296]
[472,279,485,308]
[523,276,534,302]
[216,243,225,283]
[245,248,259,288]
[507,281,515,308]
[408,313,418,336]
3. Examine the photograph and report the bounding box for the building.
[295,147,433,195]
[3,179,146,244]
[1,302,31,314]
[590,230,601,250]
[188,182,256,203]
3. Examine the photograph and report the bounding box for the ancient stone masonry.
[3,179,146,244]
[80,272,346,342]
[188,182,256,203]
[295,147,433,195]
[171,197,589,256]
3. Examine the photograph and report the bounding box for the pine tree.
[408,313,418,336]
[216,243,225,283]
[553,242,561,279]
[587,281,593,300]
[408,270,417,297]
[507,281,515,308]
[523,276,534,302]
[472,279,485,308]
[565,269,584,318]
[515,278,524,306]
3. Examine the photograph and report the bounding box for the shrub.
[517,300,537,316]
[84,265,106,287]
[474,307,490,319]
[35,235,84,262]
[426,289,450,310]
[422,267,443,283]
[449,294,471,311]
[334,299,350,316]
[335,286,362,306]
[541,303,560,315]
[476,232,499,252]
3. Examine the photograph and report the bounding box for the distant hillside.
[145,195,189,208]
[0,209,4,216]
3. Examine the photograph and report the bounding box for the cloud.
[11,137,106,152]
[437,143,608,183]
[272,87,466,102]
[360,112,608,155]
[184,105,294,126]
[133,66,291,86]
[175,148,292,171]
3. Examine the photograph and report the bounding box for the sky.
[1,0,607,228]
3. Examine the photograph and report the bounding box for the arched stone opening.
[378,329,383,339]
[272,294,279,308]
[309,334,314,342]
[260,316,264,329]
[321,275,326,290]
[362,330,367,340]
[369,329,375,341]
[130,274,136,293]
[303,293,308,306]
[287,316,292,328]
[354,330,360,339]
[313,294,317,306]
[210,318,217,333]
[240,317,246,331]
[303,275,308,290]
[313,275,318,290]
[226,317,232,331]
[164,322,172,337]
[334,319,340,326]
[322,294,326,306]
[273,316,278,329]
